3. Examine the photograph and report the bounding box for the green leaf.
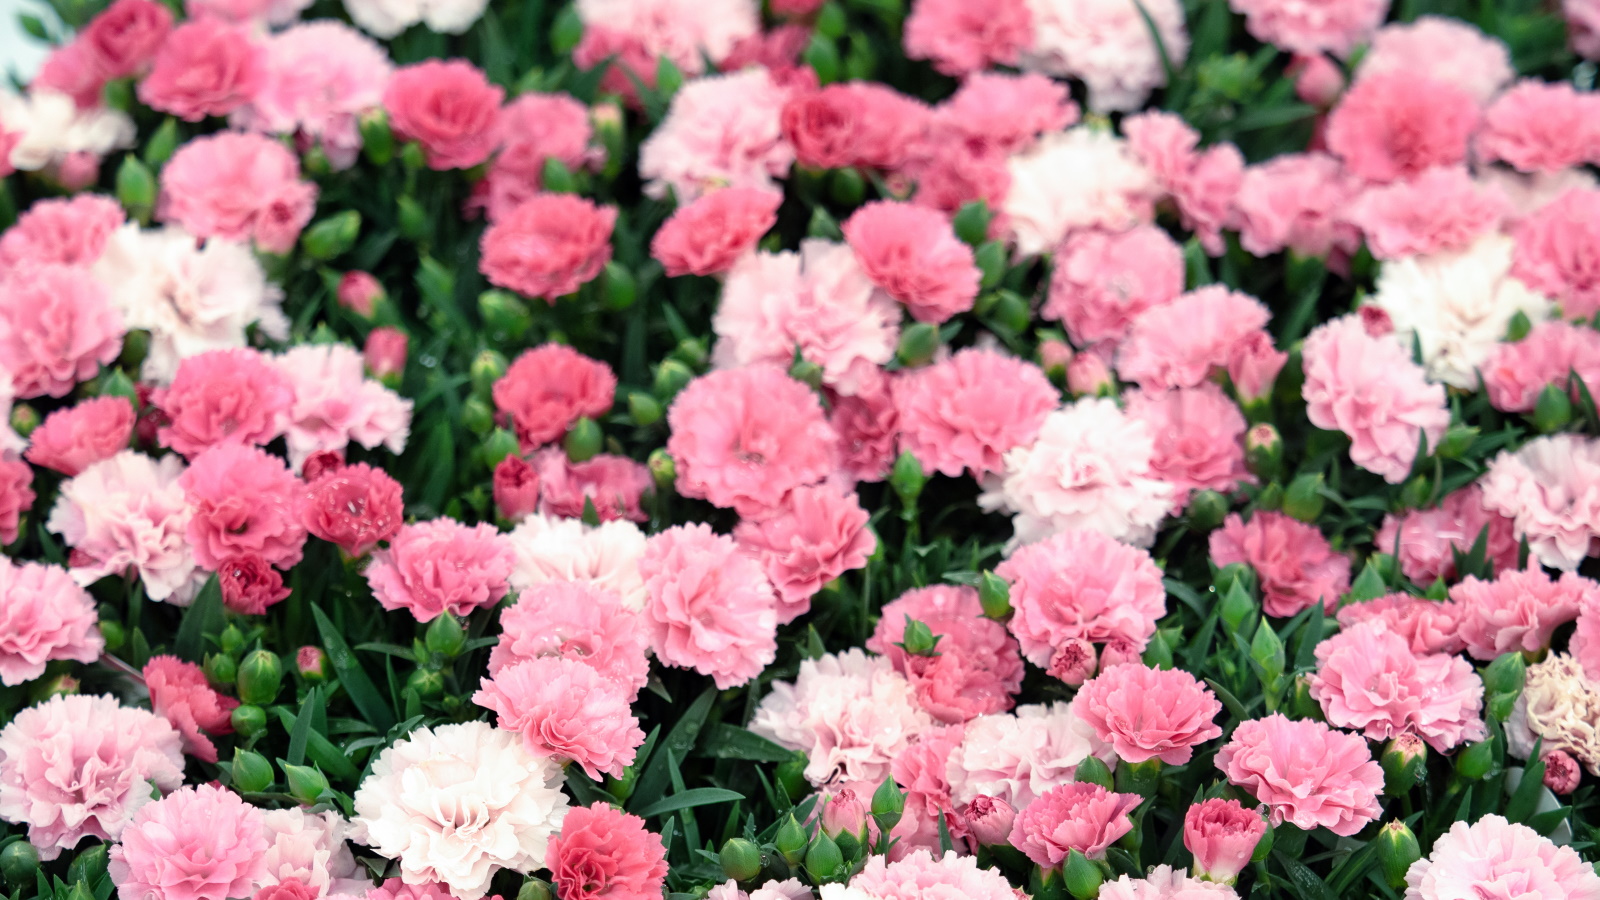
[1525,806,1571,835]
[1205,678,1254,721]
[287,686,320,767]
[631,687,715,809]
[1275,850,1340,900]
[696,724,795,762]
[270,707,360,782]
[173,576,224,663]
[310,604,396,734]
[1504,740,1546,825]
[1346,562,1389,603]
[631,788,745,820]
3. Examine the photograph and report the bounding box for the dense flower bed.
[2,1,1600,900]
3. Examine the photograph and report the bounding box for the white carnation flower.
[0,89,134,172]
[1021,0,1188,112]
[342,0,489,38]
[506,513,648,610]
[1003,128,1159,258]
[945,702,1111,809]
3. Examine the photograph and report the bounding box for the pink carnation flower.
[1009,782,1141,865]
[218,554,291,616]
[0,693,183,860]
[25,396,135,476]
[137,18,263,122]
[367,519,515,622]
[383,59,502,170]
[638,69,795,204]
[1484,321,1600,414]
[641,524,778,689]
[1337,594,1466,656]
[1216,714,1383,836]
[0,559,104,686]
[1071,663,1223,765]
[1357,17,1511,105]
[0,459,31,548]
[841,200,980,324]
[533,448,652,524]
[1327,72,1479,184]
[46,451,198,604]
[945,701,1112,808]
[1125,384,1250,505]
[934,72,1078,157]
[1301,315,1450,484]
[1100,866,1241,900]
[493,344,617,450]
[1477,81,1600,174]
[1210,512,1351,618]
[1346,167,1509,260]
[108,784,267,900]
[237,22,391,171]
[1310,619,1487,751]
[1233,153,1361,259]
[1184,801,1268,885]
[1479,434,1600,571]
[158,132,317,255]
[546,804,668,900]
[180,443,307,571]
[473,92,599,222]
[1227,0,1386,55]
[0,193,124,274]
[847,850,1018,900]
[276,343,411,470]
[154,349,293,459]
[79,0,170,81]
[782,82,930,172]
[301,462,404,559]
[480,193,616,303]
[1572,0,1600,58]
[997,529,1166,668]
[474,656,645,780]
[1405,815,1600,900]
[1123,111,1245,255]
[666,365,836,518]
[893,347,1058,478]
[1019,0,1187,113]
[829,373,900,483]
[572,0,756,85]
[734,483,876,622]
[1117,286,1271,391]
[867,585,1025,723]
[1373,485,1519,585]
[886,725,965,855]
[256,808,366,899]
[0,264,122,399]
[1044,226,1183,347]
[903,0,1032,75]
[1510,188,1600,321]
[142,656,238,763]
[494,455,541,522]
[490,582,650,697]
[651,187,782,277]
[1449,568,1595,660]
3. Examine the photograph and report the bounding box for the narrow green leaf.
[632,788,746,820]
[631,687,716,808]
[310,604,396,733]
[1504,739,1546,824]
[173,575,224,663]
[287,686,320,767]
[1275,850,1340,900]
[696,724,795,762]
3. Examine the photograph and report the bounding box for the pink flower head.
[254,880,314,900]
[1044,226,1184,348]
[1233,153,1361,259]
[1311,620,1487,750]
[934,72,1078,157]
[666,365,837,518]
[159,132,316,256]
[384,59,502,170]
[1373,485,1518,585]
[885,724,964,855]
[494,345,617,450]
[533,448,651,524]
[1125,384,1250,505]
[1326,72,1479,184]
[961,794,1017,849]
[1100,866,1241,900]
[33,41,105,110]
[734,483,875,622]
[364,327,408,381]
[137,18,263,122]
[571,0,757,90]
[841,200,980,324]
[893,347,1058,478]
[1217,714,1383,836]
[1485,321,1600,414]
[1405,815,1600,900]
[867,585,1025,723]
[1337,594,1466,656]
[180,443,308,571]
[338,271,383,317]
[80,0,170,80]
[829,373,899,483]
[1477,81,1600,174]
[903,0,1033,75]
[480,193,616,303]
[1072,663,1223,765]
[651,187,782,277]
[1009,782,1141,866]
[1479,434,1600,571]
[637,69,795,204]
[302,462,404,558]
[0,264,122,399]
[0,559,104,686]
[1122,111,1245,256]
[0,459,34,548]
[1209,512,1351,618]
[944,701,1112,809]
[108,784,267,900]
[1572,0,1600,59]
[546,803,667,900]
[1449,568,1595,660]
[0,193,124,274]
[217,554,291,615]
[848,850,1017,900]
[1228,331,1288,406]
[1227,0,1387,55]
[1003,129,1160,257]
[1020,0,1187,113]
[1576,592,1600,681]
[1117,286,1271,392]
[142,655,238,763]
[364,880,456,900]
[367,519,515,622]
[0,693,183,860]
[1184,799,1267,884]
[494,455,542,522]
[1357,17,1512,105]
[1543,748,1583,794]
[47,451,197,604]
[473,92,599,222]
[154,348,292,459]
[1346,167,1509,260]
[490,581,650,697]
[25,396,135,476]
[900,135,1013,221]
[640,524,777,689]
[473,657,645,780]
[997,529,1166,667]
[1511,188,1600,321]
[781,82,931,172]
[1301,315,1451,484]
[238,22,392,170]
[1289,54,1345,107]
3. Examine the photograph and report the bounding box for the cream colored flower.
[1506,653,1600,775]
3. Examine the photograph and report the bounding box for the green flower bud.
[890,451,926,510]
[67,842,108,887]
[978,571,1011,619]
[564,417,603,463]
[602,261,636,311]
[231,748,275,794]
[425,613,466,659]
[516,880,553,900]
[987,290,1031,334]
[1398,475,1432,511]
[32,674,79,702]
[1377,821,1421,889]
[541,157,578,194]
[672,337,709,369]
[1073,756,1114,791]
[405,667,445,699]
[116,155,156,223]
[870,775,905,831]
[1187,489,1229,532]
[1534,383,1574,433]
[143,117,179,167]
[1381,733,1427,795]
[1244,424,1283,483]
[975,241,1006,290]
[720,838,763,882]
[204,652,238,688]
[1482,651,1527,697]
[1219,576,1256,634]
[400,141,427,171]
[1437,425,1478,460]
[301,211,362,261]
[628,392,663,427]
[462,396,495,437]
[1282,472,1326,522]
[219,624,246,655]
[775,814,808,867]
[803,830,844,882]
[236,650,283,706]
[282,763,329,805]
[648,449,676,491]
[1454,735,1496,780]
[952,201,991,247]
[896,322,940,368]
[397,194,428,241]
[302,144,331,177]
[98,619,125,653]
[0,841,39,889]
[359,108,393,166]
[478,290,532,341]
[1062,849,1104,900]
[829,167,866,207]
[482,428,521,469]
[1251,620,1285,683]
[789,357,824,390]
[1115,758,1163,799]
[895,617,942,656]
[231,703,268,738]
[471,350,509,399]
[653,359,694,402]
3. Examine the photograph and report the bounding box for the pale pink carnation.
[734,483,875,623]
[533,448,651,524]
[108,784,266,900]
[894,347,1057,478]
[666,365,836,518]
[546,803,667,900]
[137,18,263,122]
[276,343,412,471]
[1010,782,1141,865]
[573,0,757,83]
[25,396,135,476]
[1478,81,1600,174]
[480,193,616,302]
[184,0,312,25]
[1125,384,1250,505]
[159,132,316,255]
[142,656,237,764]
[1576,594,1600,681]
[1288,53,1345,107]
[1449,567,1595,660]
[639,69,795,204]
[1227,0,1387,55]
[933,72,1078,157]
[474,656,645,780]
[900,136,1013,221]
[1118,287,1271,391]
[1373,485,1519,585]
[1346,167,1509,260]
[651,187,782,277]
[1003,128,1159,257]
[0,193,123,274]
[0,264,122,399]
[1183,803,1267,885]
[0,559,104,686]
[1228,331,1289,405]
[0,694,183,860]
[1327,72,1479,184]
[46,451,199,603]
[1572,0,1600,58]
[997,529,1165,668]
[1122,111,1245,255]
[1337,594,1466,656]
[1310,619,1487,751]
[234,22,390,171]
[1043,226,1184,347]
[1233,153,1361,258]
[641,524,778,689]
[904,0,1033,75]
[1216,714,1383,836]
[1484,321,1600,414]
[1406,815,1600,900]
[154,348,292,459]
[1020,0,1187,112]
[845,850,1018,900]
[1210,511,1351,618]
[842,201,979,324]
[1480,434,1600,571]
[0,459,32,547]
[867,585,1025,723]
[180,443,307,571]
[945,701,1112,808]
[473,92,600,222]
[1100,866,1240,900]
[494,344,617,450]
[383,59,502,171]
[490,582,650,697]
[257,808,366,900]
[367,519,514,622]
[1072,663,1223,765]
[1356,17,1512,105]
[1511,188,1600,321]
[707,880,811,900]
[886,725,965,855]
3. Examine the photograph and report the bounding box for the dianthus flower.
[0,559,104,686]
[641,524,778,689]
[893,347,1058,478]
[154,348,292,459]
[734,483,875,623]
[1072,663,1223,764]
[108,784,267,900]
[866,585,1025,723]
[1010,782,1141,865]
[493,345,617,450]
[1043,225,1184,347]
[1449,568,1595,660]
[1309,620,1486,751]
[490,582,650,697]
[945,702,1112,808]
[1405,815,1600,900]
[546,804,668,900]
[474,656,645,780]
[366,519,515,622]
[1117,286,1271,391]
[1215,714,1383,836]
[996,529,1166,667]
[480,194,616,302]
[1479,434,1600,571]
[1209,511,1351,618]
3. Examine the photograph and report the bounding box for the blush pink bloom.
[1124,384,1250,505]
[0,693,183,860]
[0,264,122,399]
[641,524,778,689]
[493,455,541,522]
[997,529,1166,667]
[934,72,1078,157]
[841,200,980,324]
[893,347,1058,478]
[1310,619,1487,751]
[367,519,515,622]
[301,462,404,558]
[1345,167,1509,260]
[1449,568,1595,660]
[154,348,292,459]
[1122,111,1246,256]
[1227,0,1386,55]
[867,585,1025,723]
[1337,594,1466,656]
[108,784,267,900]
[159,132,317,256]
[903,0,1032,75]
[1572,0,1600,58]
[1477,81,1600,174]
[1484,321,1600,414]
[1301,315,1451,484]
[142,655,238,763]
[1356,17,1512,105]
[255,808,365,899]
[1044,226,1184,347]
[944,701,1112,809]
[637,69,796,204]
[25,396,135,476]
[80,0,170,80]
[1228,331,1289,406]
[849,850,1017,900]
[734,483,875,622]
[533,448,651,524]
[473,657,645,780]
[136,19,263,122]
[1210,512,1351,618]
[1405,815,1600,900]
[1184,799,1267,884]
[1216,714,1383,837]
[1510,188,1600,321]
[900,136,1013,221]
[383,59,502,170]
[1003,128,1160,258]
[1326,72,1479,184]
[666,365,837,518]
[480,193,616,302]
[0,193,124,274]
[1009,782,1142,866]
[1100,866,1241,900]
[1117,286,1271,391]
[32,42,105,110]
[364,327,408,381]
[1071,663,1223,765]
[180,443,307,571]
[651,187,782,277]
[827,373,899,484]
[0,459,32,548]
[490,582,650,698]
[1233,153,1361,258]
[1479,434,1600,571]
[494,345,617,450]
[782,82,930,172]
[473,92,599,222]
[237,22,391,171]
[886,724,965,855]
[546,804,667,900]
[217,554,290,615]
[1373,485,1519,585]
[0,559,104,686]
[338,271,383,317]
[47,451,197,604]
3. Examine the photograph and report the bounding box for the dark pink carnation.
[893,347,1058,478]
[903,0,1032,75]
[1511,188,1600,321]
[1309,619,1486,751]
[887,724,965,856]
[1477,81,1600,174]
[734,483,875,622]
[383,59,502,170]
[154,349,293,459]
[651,187,782,278]
[158,132,317,255]
[367,519,514,622]
[180,443,308,571]
[640,523,778,689]
[533,447,651,523]
[0,194,124,274]
[1336,593,1466,656]
[217,554,290,615]
[137,18,263,122]
[1009,782,1141,866]
[1124,384,1250,505]
[867,585,1024,723]
[781,82,930,171]
[493,455,541,521]
[1373,485,1518,585]
[546,803,667,900]
[842,200,979,324]
[1345,167,1509,260]
[1210,511,1351,617]
[81,0,171,80]
[474,92,599,223]
[1325,72,1479,184]
[490,582,650,697]
[0,265,122,399]
[1233,153,1361,258]
[473,657,645,780]
[1073,662,1222,765]
[25,396,135,476]
[301,462,404,558]
[996,529,1166,667]
[1449,568,1595,661]
[1044,226,1183,347]
[142,655,238,763]
[1215,714,1382,836]
[480,193,616,302]
[493,344,617,450]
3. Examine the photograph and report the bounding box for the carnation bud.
[301,211,362,261]
[1219,576,1256,634]
[463,396,495,436]
[363,327,408,386]
[896,322,940,368]
[33,674,79,701]
[952,201,991,247]
[591,101,624,172]
[231,747,275,794]
[1376,821,1421,889]
[98,619,125,652]
[975,241,1006,290]
[220,624,246,655]
[1454,735,1496,780]
[337,271,384,318]
[1049,638,1098,687]
[820,788,871,846]
[231,703,268,738]
[1,841,40,888]
[961,795,1016,847]
[1037,337,1074,381]
[303,144,331,177]
[1482,652,1527,698]
[628,391,663,427]
[470,350,509,399]
[1437,425,1478,460]
[494,454,542,521]
[541,157,578,194]
[204,652,238,688]
[236,650,283,705]
[653,359,694,402]
[1244,424,1283,482]
[1534,383,1574,433]
[564,417,603,463]
[424,613,466,659]
[9,403,38,438]
[66,842,108,887]
[1250,620,1286,684]
[870,776,905,832]
[988,290,1031,334]
[282,763,329,805]
[1187,489,1229,531]
[1282,472,1326,522]
[719,838,763,882]
[359,108,393,165]
[1542,749,1581,795]
[397,194,428,240]
[648,449,676,491]
[478,290,533,341]
[116,154,156,223]
[1061,849,1104,900]
[789,357,824,390]
[803,829,844,883]
[399,141,427,172]
[1029,865,1069,900]
[830,167,866,207]
[977,570,1011,619]
[1116,758,1163,798]
[672,337,709,369]
[1380,734,1427,795]
[1100,639,1143,669]
[775,814,808,866]
[516,880,553,900]
[896,617,942,656]
[602,261,636,311]
[1287,53,1344,107]
[890,451,926,510]
[143,117,180,167]
[405,667,445,699]
[1073,755,1115,791]
[1066,352,1114,397]
[296,646,328,682]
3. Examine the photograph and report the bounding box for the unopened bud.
[364,327,407,386]
[719,838,763,882]
[1049,638,1098,687]
[337,271,384,318]
[896,617,941,656]
[647,449,676,491]
[1,841,40,888]
[978,570,1011,619]
[564,417,603,463]
[1073,755,1114,791]
[231,703,268,738]
[1066,352,1114,397]
[301,211,362,261]
[359,108,393,166]
[231,748,274,794]
[1454,735,1496,780]
[405,667,445,699]
[282,763,329,805]
[463,396,495,437]
[9,403,38,438]
[1377,821,1421,889]
[952,201,991,247]
[236,650,283,705]
[961,795,1016,847]
[296,646,328,682]
[425,613,466,658]
[471,350,509,399]
[1245,424,1283,482]
[516,880,553,900]
[628,392,662,427]
[870,775,905,831]
[1542,749,1581,795]
[1187,489,1229,531]
[479,290,533,341]
[219,624,246,655]
[1381,734,1427,795]
[890,451,926,510]
[1062,849,1104,900]
[774,814,808,866]
[803,829,844,883]
[1534,383,1573,433]
[1282,473,1325,522]
[204,652,237,688]
[653,359,694,402]
[896,322,939,368]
